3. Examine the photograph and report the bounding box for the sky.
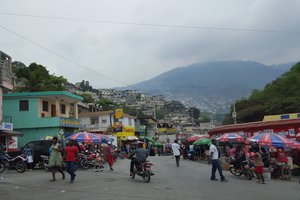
[1,0,300,88]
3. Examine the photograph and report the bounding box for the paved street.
[0,156,299,200]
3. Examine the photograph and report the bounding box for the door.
[51,104,56,117]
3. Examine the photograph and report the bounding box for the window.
[101,119,107,124]
[128,119,132,126]
[91,117,99,125]
[60,104,66,114]
[42,101,49,112]
[19,100,29,111]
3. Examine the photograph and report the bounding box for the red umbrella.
[247,133,293,148]
[217,133,244,142]
[187,135,209,143]
[68,132,101,143]
[291,140,300,150]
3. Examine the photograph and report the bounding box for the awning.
[0,130,23,137]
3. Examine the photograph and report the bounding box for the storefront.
[0,129,23,152]
[209,118,300,141]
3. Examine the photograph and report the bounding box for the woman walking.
[49,137,65,181]
[106,142,114,171]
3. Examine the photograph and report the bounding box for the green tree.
[14,63,67,92]
[188,107,200,120]
[79,94,95,103]
[223,62,300,124]
[96,99,116,110]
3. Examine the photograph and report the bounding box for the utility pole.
[232,104,237,124]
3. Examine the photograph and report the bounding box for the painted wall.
[3,97,39,129]
[16,127,60,147]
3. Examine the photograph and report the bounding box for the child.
[94,148,104,172]
[253,148,266,184]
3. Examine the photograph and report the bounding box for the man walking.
[172,140,181,167]
[64,140,79,183]
[209,139,227,182]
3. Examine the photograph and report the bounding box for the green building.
[3,91,83,147]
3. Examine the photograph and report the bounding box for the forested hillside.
[224,62,300,124]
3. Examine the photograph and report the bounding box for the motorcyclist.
[129,143,148,176]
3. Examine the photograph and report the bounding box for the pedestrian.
[209,139,227,182]
[64,140,79,183]
[23,145,34,170]
[253,147,266,184]
[94,145,104,172]
[49,137,65,181]
[106,142,114,171]
[171,140,181,167]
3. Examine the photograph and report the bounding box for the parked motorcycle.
[80,152,97,169]
[130,160,154,183]
[229,159,253,180]
[0,152,27,173]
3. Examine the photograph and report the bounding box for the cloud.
[0,0,300,88]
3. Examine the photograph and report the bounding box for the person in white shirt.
[172,140,181,167]
[209,139,227,182]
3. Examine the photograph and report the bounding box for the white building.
[79,110,135,132]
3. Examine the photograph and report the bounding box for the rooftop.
[4,91,83,101]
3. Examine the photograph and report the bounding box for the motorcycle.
[229,159,253,180]
[40,155,51,171]
[40,155,68,171]
[130,160,154,183]
[80,152,97,169]
[0,152,27,173]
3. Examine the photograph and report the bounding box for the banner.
[115,108,123,119]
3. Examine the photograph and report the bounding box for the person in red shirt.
[64,140,79,183]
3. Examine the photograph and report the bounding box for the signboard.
[8,136,18,150]
[1,122,13,130]
[115,108,123,119]
[113,121,123,132]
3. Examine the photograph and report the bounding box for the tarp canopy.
[0,130,23,137]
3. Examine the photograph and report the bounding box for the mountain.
[129,60,295,113]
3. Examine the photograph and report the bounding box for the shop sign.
[1,122,13,130]
[115,108,123,119]
[8,136,18,150]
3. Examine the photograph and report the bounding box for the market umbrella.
[217,133,244,142]
[68,132,101,144]
[291,140,300,150]
[143,136,155,143]
[193,138,211,146]
[44,136,53,140]
[153,142,164,147]
[247,133,293,148]
[123,136,139,141]
[96,134,113,143]
[187,135,209,143]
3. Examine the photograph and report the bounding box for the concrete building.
[0,51,21,151]
[3,91,83,146]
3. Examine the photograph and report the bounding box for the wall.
[38,98,73,118]
[3,97,39,129]
[16,127,60,147]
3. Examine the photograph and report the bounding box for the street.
[0,156,299,200]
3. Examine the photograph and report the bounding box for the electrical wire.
[0,12,299,34]
[0,24,136,88]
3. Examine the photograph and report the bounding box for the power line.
[0,12,299,34]
[0,24,134,88]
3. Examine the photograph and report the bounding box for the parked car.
[22,140,52,168]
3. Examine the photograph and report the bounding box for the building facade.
[3,91,83,146]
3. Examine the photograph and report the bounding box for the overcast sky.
[1,0,300,88]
